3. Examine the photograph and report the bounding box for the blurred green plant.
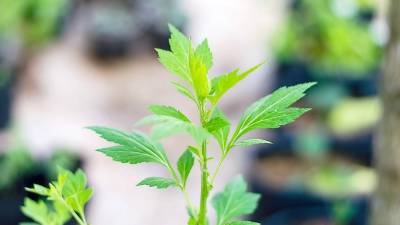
[0,0,68,47]
[22,168,92,225]
[328,97,381,135]
[274,0,381,77]
[0,134,81,192]
[0,144,35,191]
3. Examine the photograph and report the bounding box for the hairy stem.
[198,141,209,225]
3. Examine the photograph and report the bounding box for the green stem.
[166,161,195,213]
[198,141,209,225]
[210,154,226,185]
[54,190,88,225]
[183,188,195,213]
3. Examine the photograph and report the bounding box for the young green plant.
[21,168,92,225]
[89,25,315,225]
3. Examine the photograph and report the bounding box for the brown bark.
[371,1,400,225]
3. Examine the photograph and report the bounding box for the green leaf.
[246,108,310,129]
[207,108,230,151]
[187,145,201,158]
[21,198,50,225]
[61,169,93,215]
[235,139,272,147]
[189,51,210,98]
[156,24,193,83]
[209,63,263,104]
[156,49,191,82]
[137,177,177,189]
[172,82,196,102]
[205,116,230,133]
[232,82,316,142]
[157,25,213,101]
[226,221,260,225]
[21,198,70,225]
[25,184,50,196]
[168,24,191,65]
[195,39,213,70]
[148,104,190,122]
[177,149,195,187]
[137,115,209,145]
[52,201,71,225]
[89,126,169,166]
[212,176,260,225]
[22,169,91,225]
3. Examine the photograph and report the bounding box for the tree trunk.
[371,1,400,225]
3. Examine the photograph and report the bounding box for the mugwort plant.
[22,25,315,225]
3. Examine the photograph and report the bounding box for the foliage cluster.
[23,25,314,225]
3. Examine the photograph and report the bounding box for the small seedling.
[22,25,315,225]
[22,168,92,225]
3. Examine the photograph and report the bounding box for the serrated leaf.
[212,176,260,225]
[189,51,210,98]
[62,169,93,214]
[137,177,177,189]
[25,184,50,196]
[168,24,191,64]
[148,104,190,122]
[21,199,50,225]
[157,25,213,102]
[52,201,71,224]
[177,149,194,187]
[156,49,191,82]
[232,82,315,142]
[89,126,169,166]
[22,169,91,225]
[235,139,272,147]
[195,39,213,70]
[172,82,196,102]
[155,24,193,83]
[21,198,70,225]
[137,115,209,145]
[226,221,260,225]
[207,108,230,151]
[209,63,263,104]
[248,108,310,130]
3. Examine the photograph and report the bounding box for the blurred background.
[0,0,390,224]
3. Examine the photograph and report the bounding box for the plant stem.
[210,154,226,184]
[198,141,209,225]
[166,161,196,213]
[54,190,87,225]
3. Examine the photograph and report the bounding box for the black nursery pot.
[274,61,313,90]
[274,60,378,99]
[145,23,186,49]
[248,174,369,225]
[249,179,331,225]
[0,166,48,225]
